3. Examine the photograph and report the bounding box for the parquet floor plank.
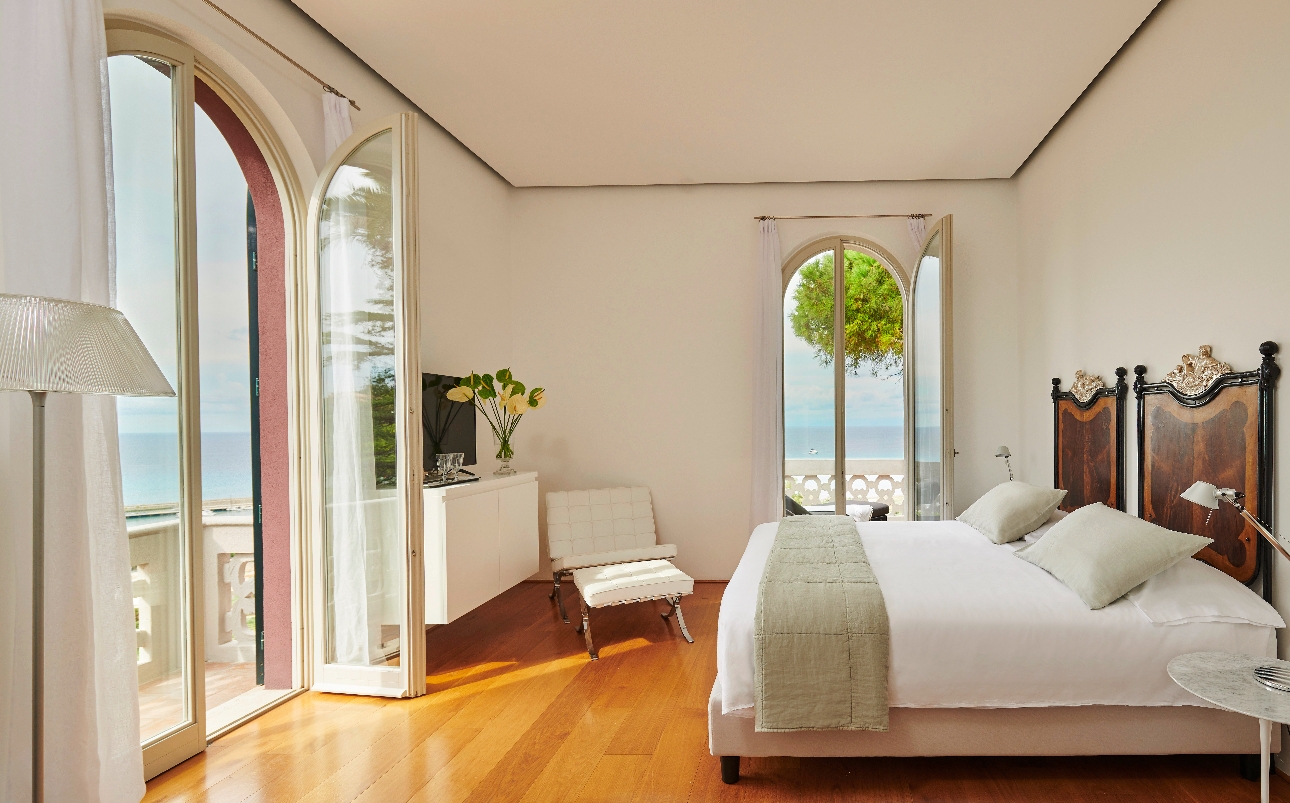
[515,707,633,803]
[145,581,1290,803]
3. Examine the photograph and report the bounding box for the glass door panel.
[842,249,905,517]
[909,218,953,520]
[783,250,836,514]
[108,28,208,778]
[320,131,401,669]
[311,115,423,697]
[110,51,190,744]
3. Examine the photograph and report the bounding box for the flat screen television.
[422,373,476,471]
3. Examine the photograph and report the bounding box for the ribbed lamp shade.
[0,293,174,396]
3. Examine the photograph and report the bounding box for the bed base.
[708,680,1273,784]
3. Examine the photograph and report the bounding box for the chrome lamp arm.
[1181,480,1290,563]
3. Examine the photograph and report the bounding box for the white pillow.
[1023,509,1069,543]
[957,482,1067,544]
[1014,503,1212,609]
[1127,557,1284,627]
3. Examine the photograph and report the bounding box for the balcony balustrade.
[784,458,905,519]
[129,502,256,686]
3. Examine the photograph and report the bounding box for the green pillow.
[957,481,1067,544]
[1014,503,1212,609]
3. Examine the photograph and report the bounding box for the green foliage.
[789,251,904,377]
[370,366,397,487]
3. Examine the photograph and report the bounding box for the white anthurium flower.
[445,386,474,402]
[499,384,515,405]
[506,395,527,416]
[529,389,546,409]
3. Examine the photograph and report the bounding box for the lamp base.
[1253,665,1290,693]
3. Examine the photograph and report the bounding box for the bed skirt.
[708,678,1274,757]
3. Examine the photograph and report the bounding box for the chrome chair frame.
[575,591,693,661]
[549,570,572,623]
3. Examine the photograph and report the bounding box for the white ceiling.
[292,0,1158,187]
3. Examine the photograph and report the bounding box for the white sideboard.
[424,471,539,625]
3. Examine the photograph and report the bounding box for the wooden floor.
[139,661,258,741]
[145,581,1290,802]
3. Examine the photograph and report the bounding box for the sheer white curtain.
[320,171,384,666]
[323,92,354,157]
[907,215,928,253]
[750,219,784,529]
[0,0,145,800]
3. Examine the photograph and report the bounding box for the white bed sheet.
[718,520,1276,716]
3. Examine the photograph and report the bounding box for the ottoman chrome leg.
[661,595,694,643]
[577,596,598,660]
[551,572,570,623]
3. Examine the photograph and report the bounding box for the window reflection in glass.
[318,131,402,667]
[911,232,943,520]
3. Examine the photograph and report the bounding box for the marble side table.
[1169,652,1290,803]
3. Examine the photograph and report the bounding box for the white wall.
[508,180,1019,580]
[1015,0,1290,684]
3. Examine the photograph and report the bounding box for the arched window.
[782,222,953,520]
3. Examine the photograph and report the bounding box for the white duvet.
[718,520,1280,716]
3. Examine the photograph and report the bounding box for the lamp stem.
[1230,499,1290,564]
[30,391,45,803]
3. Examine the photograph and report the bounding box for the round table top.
[1168,652,1290,723]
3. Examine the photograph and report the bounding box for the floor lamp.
[0,293,174,802]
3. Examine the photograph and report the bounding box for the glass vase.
[494,437,516,476]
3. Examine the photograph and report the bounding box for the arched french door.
[306,114,425,698]
[106,22,305,778]
[781,220,953,520]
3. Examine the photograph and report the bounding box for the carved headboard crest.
[1162,345,1233,396]
[1069,370,1106,404]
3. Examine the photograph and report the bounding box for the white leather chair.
[546,486,677,623]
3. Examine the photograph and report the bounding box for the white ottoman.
[571,559,694,659]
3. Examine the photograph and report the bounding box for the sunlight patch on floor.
[427,638,654,697]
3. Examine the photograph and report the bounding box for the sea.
[785,426,903,460]
[118,431,253,508]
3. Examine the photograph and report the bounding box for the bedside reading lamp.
[1181,480,1290,563]
[1181,480,1290,694]
[995,446,1014,481]
[0,294,174,803]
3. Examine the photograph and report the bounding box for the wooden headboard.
[1135,342,1279,597]
[1052,368,1127,512]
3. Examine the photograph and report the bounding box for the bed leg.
[720,755,740,784]
[1240,752,1262,782]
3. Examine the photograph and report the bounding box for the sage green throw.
[754,515,890,732]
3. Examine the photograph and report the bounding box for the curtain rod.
[199,0,361,111]
[755,214,930,221]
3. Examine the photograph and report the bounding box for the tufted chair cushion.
[547,487,674,571]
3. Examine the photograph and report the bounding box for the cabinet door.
[445,490,500,621]
[499,481,539,589]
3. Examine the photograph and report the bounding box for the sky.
[109,54,252,436]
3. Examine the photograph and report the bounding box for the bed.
[711,343,1281,783]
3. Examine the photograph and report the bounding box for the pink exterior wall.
[195,79,293,689]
